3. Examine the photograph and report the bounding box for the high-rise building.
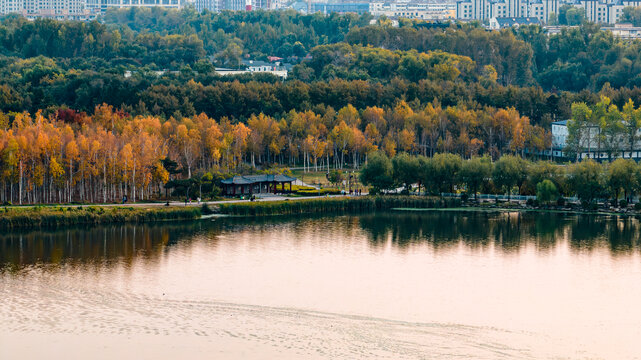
[194,0,220,12]
[0,0,94,20]
[369,2,456,20]
[90,0,182,12]
[456,0,559,24]
[217,0,280,10]
[456,0,641,25]
[0,0,182,19]
[574,0,641,24]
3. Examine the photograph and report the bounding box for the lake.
[1,211,641,359]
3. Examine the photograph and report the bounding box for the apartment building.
[0,0,95,19]
[370,2,456,20]
[456,0,559,24]
[0,0,182,18]
[572,0,641,24]
[456,0,641,25]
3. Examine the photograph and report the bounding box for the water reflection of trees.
[569,215,641,254]
[2,212,640,270]
[0,222,208,270]
[357,211,641,256]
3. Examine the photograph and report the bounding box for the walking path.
[5,194,357,209]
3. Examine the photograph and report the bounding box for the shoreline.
[392,206,637,217]
[0,206,202,230]
[1,196,638,230]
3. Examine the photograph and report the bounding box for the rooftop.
[221,174,297,185]
[494,17,541,26]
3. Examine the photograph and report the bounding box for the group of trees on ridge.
[0,55,575,123]
[4,97,641,205]
[95,7,641,92]
[361,151,641,207]
[0,100,548,204]
[2,10,641,124]
[4,9,641,205]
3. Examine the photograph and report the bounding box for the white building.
[215,68,288,78]
[550,119,641,160]
[0,0,96,20]
[217,0,282,10]
[455,0,641,26]
[608,22,641,38]
[551,119,569,158]
[0,0,182,18]
[573,0,641,25]
[194,0,219,12]
[89,0,181,12]
[456,0,559,24]
[215,59,289,78]
[530,0,559,23]
[489,16,541,29]
[370,2,456,20]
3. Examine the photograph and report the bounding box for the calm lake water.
[2,211,641,359]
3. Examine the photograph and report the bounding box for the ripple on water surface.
[1,212,641,359]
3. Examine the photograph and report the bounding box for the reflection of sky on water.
[2,211,640,270]
[2,211,641,359]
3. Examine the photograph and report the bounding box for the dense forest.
[0,102,547,204]
[3,8,641,203]
[1,10,641,121]
[361,151,640,208]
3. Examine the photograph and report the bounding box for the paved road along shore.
[5,194,362,209]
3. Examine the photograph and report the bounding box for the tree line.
[347,22,641,91]
[5,10,641,205]
[0,14,205,69]
[0,55,573,123]
[4,14,641,126]
[4,9,641,93]
[102,7,371,61]
[9,54,641,127]
[360,151,641,207]
[0,100,548,204]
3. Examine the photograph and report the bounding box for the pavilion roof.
[221,174,297,185]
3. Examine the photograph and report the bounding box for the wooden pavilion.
[221,174,297,196]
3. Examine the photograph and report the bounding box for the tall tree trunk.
[132,159,136,203]
[18,159,23,205]
[69,160,73,203]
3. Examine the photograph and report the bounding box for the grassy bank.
[218,196,461,216]
[0,206,202,229]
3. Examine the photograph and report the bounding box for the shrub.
[295,188,341,196]
[461,193,469,202]
[0,206,202,229]
[526,198,534,206]
[581,201,600,211]
[635,203,641,211]
[290,185,316,192]
[556,197,566,207]
[201,203,215,215]
[619,199,628,208]
[218,196,461,216]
